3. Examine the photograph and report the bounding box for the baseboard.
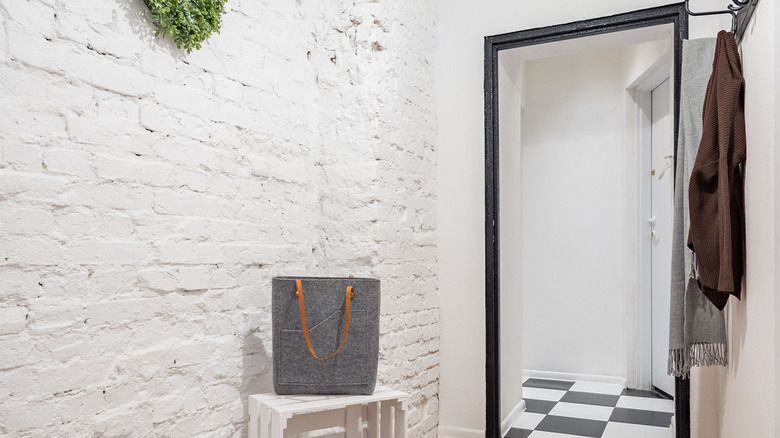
[523,369,627,387]
[437,425,485,438]
[501,399,526,436]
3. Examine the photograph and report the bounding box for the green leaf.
[145,0,226,52]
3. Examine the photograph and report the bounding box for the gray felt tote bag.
[272,276,380,395]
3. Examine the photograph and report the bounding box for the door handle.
[647,216,659,243]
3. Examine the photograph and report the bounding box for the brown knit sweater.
[687,31,746,311]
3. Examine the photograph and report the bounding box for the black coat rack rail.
[685,0,760,44]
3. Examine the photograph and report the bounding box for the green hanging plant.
[145,0,227,53]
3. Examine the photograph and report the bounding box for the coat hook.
[684,0,744,34]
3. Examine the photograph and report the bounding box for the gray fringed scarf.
[668,38,728,378]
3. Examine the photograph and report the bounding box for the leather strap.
[295,279,354,361]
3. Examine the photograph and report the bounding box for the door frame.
[483,4,689,438]
[630,59,673,392]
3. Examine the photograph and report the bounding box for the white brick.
[0,307,27,335]
[73,54,154,97]
[176,112,212,143]
[205,384,240,408]
[137,161,176,187]
[139,268,177,292]
[155,83,214,115]
[93,407,155,437]
[61,184,154,210]
[91,154,176,187]
[85,299,159,326]
[0,13,6,63]
[59,390,105,422]
[157,242,224,264]
[0,102,69,142]
[5,0,57,37]
[0,170,68,200]
[132,343,214,375]
[211,101,255,128]
[91,154,137,181]
[213,77,243,102]
[210,268,237,289]
[65,100,141,148]
[206,220,237,242]
[65,241,152,265]
[153,140,220,168]
[247,153,271,178]
[6,21,68,72]
[0,269,39,302]
[209,176,239,196]
[151,387,207,423]
[1,402,55,432]
[59,0,116,27]
[177,266,210,291]
[55,210,135,238]
[3,208,54,234]
[56,11,140,59]
[174,168,212,192]
[36,357,114,394]
[23,301,81,333]
[63,111,104,141]
[0,238,64,265]
[0,368,36,401]
[221,244,300,265]
[149,191,189,216]
[153,191,241,218]
[3,142,41,167]
[140,51,184,78]
[185,44,227,74]
[139,101,179,134]
[270,162,311,184]
[50,339,90,362]
[43,147,93,177]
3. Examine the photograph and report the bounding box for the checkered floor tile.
[505,378,674,438]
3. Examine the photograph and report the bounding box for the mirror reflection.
[498,24,677,437]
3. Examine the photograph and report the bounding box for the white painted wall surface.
[498,51,524,428]
[0,1,440,436]
[435,0,756,436]
[494,29,671,415]
[520,46,628,380]
[692,2,777,437]
[776,1,780,433]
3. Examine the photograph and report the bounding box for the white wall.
[519,46,629,380]
[512,36,669,384]
[495,30,671,425]
[0,0,441,436]
[691,2,777,437]
[435,0,761,436]
[498,51,524,427]
[776,1,780,433]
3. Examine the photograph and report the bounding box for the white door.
[650,78,675,396]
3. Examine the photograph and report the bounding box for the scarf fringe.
[668,348,688,379]
[668,343,727,379]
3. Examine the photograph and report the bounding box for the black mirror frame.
[484,4,689,438]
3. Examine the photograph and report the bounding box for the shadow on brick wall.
[116,0,188,60]
[240,326,272,435]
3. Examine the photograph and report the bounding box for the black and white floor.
[504,377,674,438]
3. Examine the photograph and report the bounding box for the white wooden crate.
[248,386,409,438]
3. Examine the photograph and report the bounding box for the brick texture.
[0,0,439,436]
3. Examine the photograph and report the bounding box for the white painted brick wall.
[0,0,439,435]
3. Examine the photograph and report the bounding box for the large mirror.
[484,4,689,438]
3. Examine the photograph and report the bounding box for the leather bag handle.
[295,279,354,361]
